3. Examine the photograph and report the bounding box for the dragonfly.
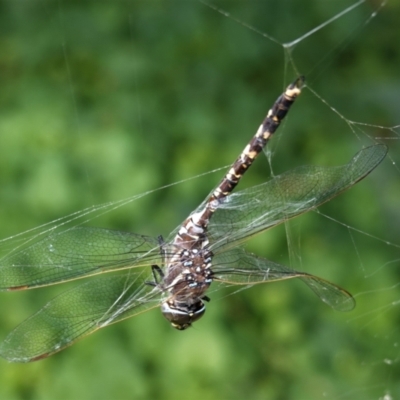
[0,77,387,362]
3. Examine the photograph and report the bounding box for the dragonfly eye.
[161,300,206,330]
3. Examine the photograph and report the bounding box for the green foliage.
[0,1,399,399]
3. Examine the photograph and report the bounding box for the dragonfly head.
[161,299,206,330]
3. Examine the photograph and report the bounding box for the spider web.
[0,0,399,399]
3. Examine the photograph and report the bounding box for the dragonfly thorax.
[163,247,214,301]
[159,244,213,329]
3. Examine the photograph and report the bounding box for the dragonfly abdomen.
[211,77,304,205]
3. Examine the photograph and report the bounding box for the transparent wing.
[0,270,160,362]
[208,144,387,250]
[213,248,355,312]
[0,227,160,290]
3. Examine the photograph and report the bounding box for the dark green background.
[0,1,399,399]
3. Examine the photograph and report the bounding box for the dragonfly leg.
[157,234,167,265]
[145,265,164,287]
